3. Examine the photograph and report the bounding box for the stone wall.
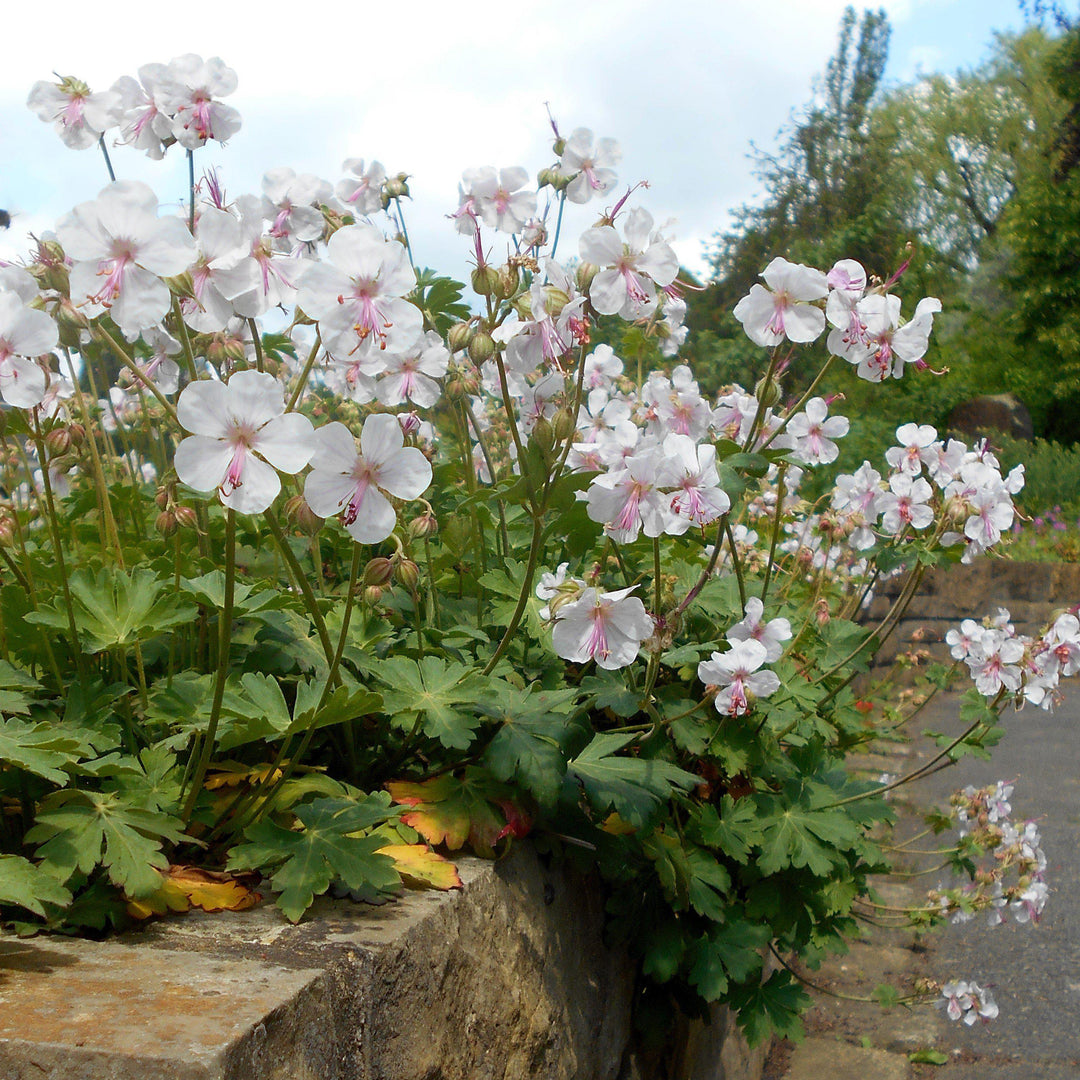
[0,846,769,1080]
[866,562,1080,669]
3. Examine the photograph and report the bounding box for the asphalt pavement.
[764,687,1080,1079]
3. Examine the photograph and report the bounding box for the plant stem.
[180,508,236,824]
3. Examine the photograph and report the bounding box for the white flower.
[733,258,828,347]
[338,158,387,217]
[0,291,55,409]
[57,181,196,334]
[159,55,241,149]
[303,414,432,544]
[726,597,792,663]
[551,586,653,670]
[174,370,315,514]
[27,75,121,150]
[580,208,678,320]
[560,129,621,205]
[784,397,849,465]
[298,224,422,357]
[698,639,780,716]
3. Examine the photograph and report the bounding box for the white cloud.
[0,1,1015,275]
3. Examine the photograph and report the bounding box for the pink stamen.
[342,474,370,526]
[586,606,610,661]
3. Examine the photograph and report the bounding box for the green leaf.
[687,920,770,1001]
[642,831,731,919]
[0,660,41,716]
[753,785,859,877]
[25,568,197,653]
[26,789,187,899]
[642,919,687,983]
[566,733,699,828]
[0,855,72,917]
[691,797,761,864]
[0,717,88,783]
[480,684,583,807]
[580,672,643,718]
[729,969,810,1046]
[908,1049,948,1066]
[371,656,486,750]
[228,795,401,922]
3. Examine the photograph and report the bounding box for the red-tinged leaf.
[127,864,262,919]
[385,769,514,856]
[376,844,462,890]
[495,799,532,841]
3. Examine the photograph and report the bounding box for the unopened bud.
[468,331,495,364]
[754,376,782,407]
[542,286,570,319]
[532,416,555,453]
[164,271,194,299]
[155,487,171,511]
[174,505,198,530]
[447,322,473,353]
[43,426,72,457]
[364,557,395,587]
[407,512,438,540]
[471,266,500,298]
[537,166,559,190]
[395,558,420,591]
[363,584,384,605]
[383,173,410,203]
[156,510,178,538]
[284,493,323,534]
[576,262,599,294]
[444,374,465,399]
[552,407,576,443]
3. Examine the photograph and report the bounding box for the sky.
[0,0,1033,281]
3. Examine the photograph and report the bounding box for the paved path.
[764,688,1080,1079]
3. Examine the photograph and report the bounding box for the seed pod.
[754,376,782,407]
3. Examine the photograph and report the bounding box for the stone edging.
[0,846,768,1080]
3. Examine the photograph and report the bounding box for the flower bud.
[164,271,194,299]
[471,266,500,298]
[542,286,571,319]
[174,505,199,530]
[43,425,72,457]
[552,408,577,443]
[67,423,86,449]
[576,262,599,294]
[407,512,438,540]
[754,376,782,407]
[155,487,171,511]
[444,374,465,399]
[395,558,420,591]
[284,493,323,534]
[467,331,496,364]
[156,510,178,538]
[363,557,395,587]
[447,322,473,353]
[531,416,555,453]
[363,584,384,605]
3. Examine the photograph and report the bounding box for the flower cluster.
[29,56,241,156]
[733,255,941,383]
[928,780,1048,929]
[947,608,1080,707]
[938,980,999,1025]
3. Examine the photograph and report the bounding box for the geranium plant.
[0,55,1072,1048]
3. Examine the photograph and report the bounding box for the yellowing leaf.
[376,844,462,890]
[601,812,637,835]
[127,864,261,920]
[205,763,284,790]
